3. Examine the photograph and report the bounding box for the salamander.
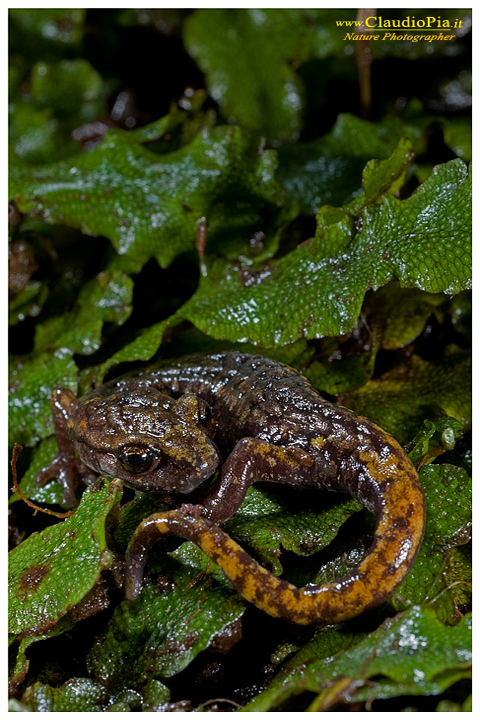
[36,351,425,625]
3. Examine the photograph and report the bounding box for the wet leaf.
[33,270,133,356]
[9,126,281,270]
[225,486,362,574]
[408,417,464,467]
[365,284,446,351]
[9,348,78,447]
[9,9,86,49]
[9,280,48,326]
[23,679,111,712]
[302,327,381,396]
[11,436,64,506]
[30,59,103,124]
[277,114,422,214]
[87,543,244,692]
[343,349,471,445]
[8,478,123,637]
[442,117,472,162]
[449,290,471,339]
[96,313,184,377]
[181,158,470,346]
[24,675,171,712]
[9,104,78,165]
[390,464,471,623]
[184,8,348,142]
[9,617,75,698]
[7,8,472,711]
[245,607,471,711]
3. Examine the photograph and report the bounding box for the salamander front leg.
[35,388,96,506]
[199,437,316,524]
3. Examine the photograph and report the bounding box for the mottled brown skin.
[36,352,425,625]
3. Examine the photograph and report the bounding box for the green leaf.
[359,136,414,204]
[408,417,464,467]
[366,284,446,351]
[8,478,123,637]
[9,280,48,326]
[278,115,422,214]
[9,617,75,698]
[225,487,361,575]
[302,327,381,396]
[9,54,106,164]
[9,9,86,49]
[95,313,184,378]
[351,160,471,293]
[128,108,188,144]
[33,270,133,356]
[343,349,471,445]
[390,464,471,623]
[23,679,110,712]
[23,676,172,712]
[299,285,448,397]
[442,117,472,162]
[112,492,169,550]
[181,159,471,346]
[9,126,281,270]
[443,546,472,616]
[184,9,352,142]
[449,290,471,339]
[30,59,103,123]
[9,103,77,164]
[87,543,245,690]
[9,348,78,447]
[11,436,64,506]
[245,607,471,711]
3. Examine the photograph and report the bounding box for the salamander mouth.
[120,465,209,494]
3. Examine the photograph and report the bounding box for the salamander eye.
[199,402,212,423]
[118,446,155,474]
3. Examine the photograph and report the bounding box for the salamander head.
[68,388,221,494]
